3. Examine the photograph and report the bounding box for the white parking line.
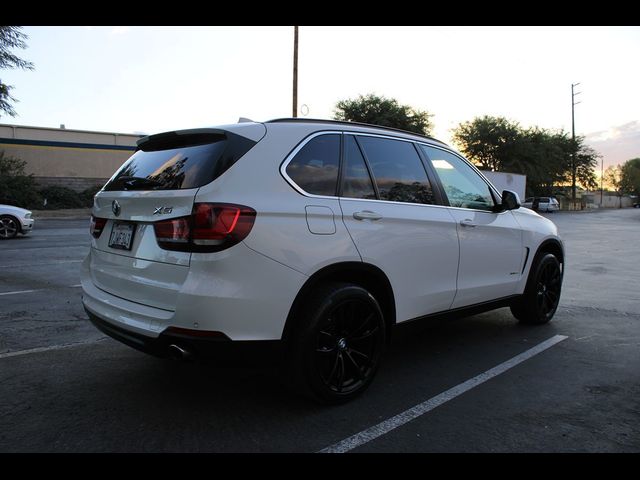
[0,289,40,296]
[0,260,82,268]
[318,334,569,453]
[0,285,82,296]
[0,338,106,360]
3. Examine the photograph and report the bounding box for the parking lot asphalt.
[1,209,639,452]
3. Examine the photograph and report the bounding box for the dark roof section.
[265,117,448,146]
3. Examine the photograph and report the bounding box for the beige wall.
[0,123,142,179]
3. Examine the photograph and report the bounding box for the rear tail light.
[154,203,256,253]
[90,215,107,238]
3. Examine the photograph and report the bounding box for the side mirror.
[500,190,520,211]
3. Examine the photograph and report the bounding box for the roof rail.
[265,117,448,146]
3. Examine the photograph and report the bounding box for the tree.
[620,158,640,197]
[451,116,521,172]
[1,26,34,118]
[452,117,600,198]
[604,165,624,207]
[334,93,433,136]
[0,150,41,207]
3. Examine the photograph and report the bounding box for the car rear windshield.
[103,131,257,191]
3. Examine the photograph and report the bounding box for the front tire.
[511,253,562,324]
[287,282,386,404]
[0,215,20,239]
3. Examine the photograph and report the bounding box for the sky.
[2,26,639,170]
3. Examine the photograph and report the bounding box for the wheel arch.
[281,261,396,345]
[535,238,564,266]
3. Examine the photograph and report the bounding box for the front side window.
[357,136,435,205]
[286,134,340,196]
[421,145,495,211]
[341,135,376,199]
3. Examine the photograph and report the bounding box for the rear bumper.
[86,308,283,365]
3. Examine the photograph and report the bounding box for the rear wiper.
[118,176,163,190]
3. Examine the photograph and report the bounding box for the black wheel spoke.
[348,347,372,366]
[316,346,336,354]
[326,352,341,386]
[348,313,374,339]
[351,326,379,343]
[336,354,346,392]
[344,351,364,381]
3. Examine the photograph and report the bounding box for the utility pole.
[571,82,581,203]
[292,26,298,118]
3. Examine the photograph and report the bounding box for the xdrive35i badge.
[154,207,173,215]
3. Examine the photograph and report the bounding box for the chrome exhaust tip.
[168,344,193,361]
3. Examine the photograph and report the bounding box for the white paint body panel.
[446,209,523,308]
[81,121,564,344]
[0,204,34,233]
[340,198,458,320]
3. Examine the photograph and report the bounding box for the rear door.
[420,145,524,308]
[339,134,459,322]
[89,128,261,311]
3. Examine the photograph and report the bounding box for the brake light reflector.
[153,203,256,253]
[90,215,107,238]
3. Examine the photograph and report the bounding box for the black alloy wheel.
[315,297,381,395]
[511,253,562,325]
[288,283,386,404]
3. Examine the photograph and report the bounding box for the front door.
[420,145,524,309]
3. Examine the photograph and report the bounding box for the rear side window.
[103,132,256,191]
[357,136,435,205]
[286,134,340,196]
[540,197,550,202]
[342,135,376,200]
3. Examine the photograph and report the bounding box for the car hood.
[0,204,31,216]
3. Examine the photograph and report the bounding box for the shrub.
[0,151,42,208]
[38,186,86,209]
[80,185,103,208]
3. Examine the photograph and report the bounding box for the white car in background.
[0,204,34,239]
[522,197,560,213]
[82,119,565,403]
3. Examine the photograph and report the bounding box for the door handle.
[459,219,476,228]
[353,210,383,221]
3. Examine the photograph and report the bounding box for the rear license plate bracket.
[108,222,135,250]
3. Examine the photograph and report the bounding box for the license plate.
[108,222,135,250]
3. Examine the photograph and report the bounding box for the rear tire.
[0,215,19,239]
[286,282,386,404]
[511,253,562,325]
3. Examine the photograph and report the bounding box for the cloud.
[585,121,640,167]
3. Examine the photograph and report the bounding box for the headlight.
[25,212,32,219]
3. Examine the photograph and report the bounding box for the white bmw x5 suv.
[82,119,564,403]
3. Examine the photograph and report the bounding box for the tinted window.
[286,134,340,196]
[421,146,495,211]
[104,132,256,191]
[342,135,376,199]
[540,197,550,202]
[357,136,435,205]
